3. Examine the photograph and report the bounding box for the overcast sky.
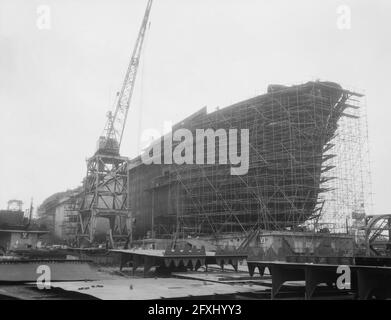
[0,0,390,215]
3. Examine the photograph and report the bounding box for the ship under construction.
[11,0,391,301]
[128,80,363,240]
[36,78,365,248]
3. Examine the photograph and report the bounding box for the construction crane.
[97,0,153,156]
[75,0,153,246]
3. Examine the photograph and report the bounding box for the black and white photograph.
[0,0,390,307]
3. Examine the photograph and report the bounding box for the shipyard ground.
[0,262,357,300]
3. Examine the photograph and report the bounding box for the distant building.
[37,189,81,242]
[0,209,25,228]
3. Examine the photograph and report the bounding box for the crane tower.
[76,0,153,246]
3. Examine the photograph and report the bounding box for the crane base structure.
[76,153,130,246]
[74,0,153,247]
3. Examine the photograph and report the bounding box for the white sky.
[0,0,390,215]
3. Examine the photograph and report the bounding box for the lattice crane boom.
[98,0,153,155]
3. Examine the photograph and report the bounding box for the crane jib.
[98,0,153,156]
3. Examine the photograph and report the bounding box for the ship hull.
[129,81,361,238]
